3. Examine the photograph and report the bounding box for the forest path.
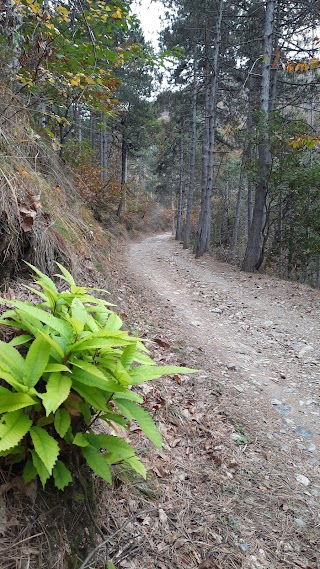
[119,232,320,569]
[128,233,320,458]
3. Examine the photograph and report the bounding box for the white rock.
[296,474,310,487]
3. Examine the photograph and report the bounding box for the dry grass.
[0,85,96,283]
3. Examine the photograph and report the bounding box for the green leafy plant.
[0,263,196,490]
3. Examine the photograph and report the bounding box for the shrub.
[0,264,195,490]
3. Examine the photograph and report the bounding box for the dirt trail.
[128,234,320,458]
[118,233,320,569]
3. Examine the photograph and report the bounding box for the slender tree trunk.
[176,137,185,240]
[171,189,175,235]
[231,165,244,256]
[183,50,197,249]
[90,111,96,165]
[194,68,210,255]
[194,0,224,258]
[242,0,275,272]
[76,105,82,143]
[100,113,108,182]
[116,130,128,218]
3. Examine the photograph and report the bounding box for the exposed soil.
[103,232,320,569]
[127,234,320,457]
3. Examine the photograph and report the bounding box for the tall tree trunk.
[231,164,244,256]
[76,105,82,143]
[171,189,175,235]
[116,130,128,218]
[242,0,275,272]
[194,0,224,258]
[194,65,210,255]
[176,137,185,240]
[100,113,108,182]
[90,111,96,164]
[183,50,197,249]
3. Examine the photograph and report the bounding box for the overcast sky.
[131,0,165,49]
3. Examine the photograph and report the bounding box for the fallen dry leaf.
[158,508,168,525]
[152,463,166,478]
[173,373,182,384]
[154,336,171,349]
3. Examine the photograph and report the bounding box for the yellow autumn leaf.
[112,8,122,19]
[70,76,80,86]
[30,2,41,14]
[57,5,69,15]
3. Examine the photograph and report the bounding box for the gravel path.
[120,233,320,569]
[128,233,320,461]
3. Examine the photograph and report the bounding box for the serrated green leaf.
[23,459,37,484]
[100,411,128,428]
[41,372,72,415]
[130,365,198,385]
[0,393,37,413]
[52,460,73,490]
[0,340,25,380]
[25,262,58,296]
[123,456,147,478]
[0,369,26,392]
[84,313,100,332]
[115,361,134,386]
[71,364,120,391]
[121,343,138,369]
[104,312,122,330]
[0,410,32,452]
[86,433,134,456]
[36,330,65,358]
[116,400,162,449]
[73,432,89,447]
[54,408,71,437]
[55,262,76,286]
[82,446,112,483]
[8,334,32,347]
[23,336,51,388]
[113,391,144,403]
[71,298,87,334]
[31,450,50,487]
[107,562,116,569]
[80,402,91,424]
[5,301,72,338]
[30,426,59,474]
[0,443,23,457]
[72,381,110,411]
[44,364,71,373]
[22,284,50,304]
[71,333,135,353]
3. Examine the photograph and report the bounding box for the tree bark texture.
[183,51,197,249]
[242,0,275,272]
[176,137,185,241]
[100,113,108,182]
[194,0,224,258]
[116,129,128,218]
